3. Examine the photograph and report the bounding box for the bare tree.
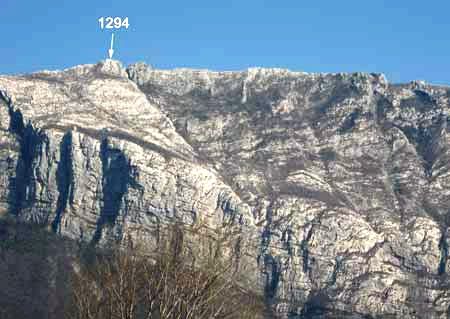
[66,222,265,319]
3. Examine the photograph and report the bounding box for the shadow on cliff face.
[91,139,134,244]
[0,218,74,319]
[7,107,48,219]
[397,116,445,179]
[262,254,281,301]
[52,132,74,233]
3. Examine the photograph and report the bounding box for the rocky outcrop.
[1,60,450,317]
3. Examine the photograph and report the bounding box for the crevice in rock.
[396,114,446,180]
[300,224,315,273]
[1,92,47,217]
[51,131,74,233]
[258,201,283,305]
[11,123,47,217]
[260,201,275,251]
[438,229,448,275]
[8,108,25,137]
[281,227,294,256]
[0,90,23,136]
[328,256,343,287]
[91,138,133,244]
[263,254,281,300]
[338,107,361,134]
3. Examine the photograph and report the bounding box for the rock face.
[1,60,450,318]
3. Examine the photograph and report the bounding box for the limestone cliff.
[1,60,450,318]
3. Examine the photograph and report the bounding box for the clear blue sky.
[1,0,449,84]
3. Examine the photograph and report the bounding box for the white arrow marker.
[108,33,115,59]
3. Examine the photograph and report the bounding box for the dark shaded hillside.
[0,217,267,319]
[0,218,73,319]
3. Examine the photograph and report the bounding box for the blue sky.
[1,0,449,84]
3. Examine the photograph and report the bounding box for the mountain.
[1,60,450,318]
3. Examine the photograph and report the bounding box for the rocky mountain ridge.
[1,60,450,318]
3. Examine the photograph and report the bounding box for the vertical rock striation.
[0,60,450,317]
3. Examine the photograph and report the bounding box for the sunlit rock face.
[1,60,450,318]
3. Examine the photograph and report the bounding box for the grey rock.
[1,61,450,318]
